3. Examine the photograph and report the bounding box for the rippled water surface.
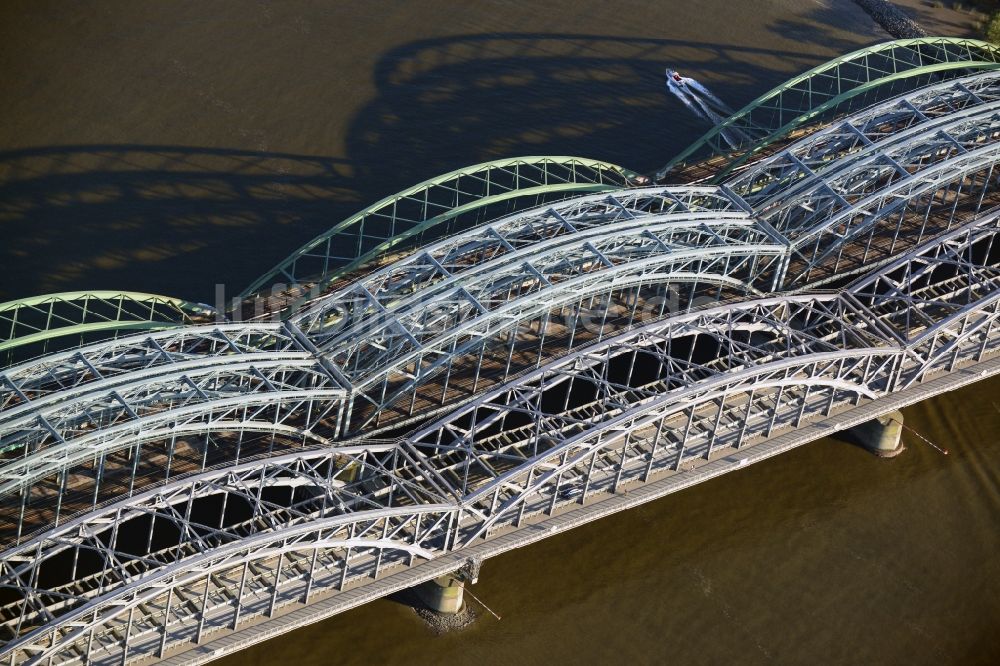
[1,1,997,663]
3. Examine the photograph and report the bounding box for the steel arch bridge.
[658,37,1000,180]
[4,42,1000,666]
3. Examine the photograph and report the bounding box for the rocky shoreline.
[853,0,928,38]
[413,603,478,634]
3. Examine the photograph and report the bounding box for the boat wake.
[666,69,749,149]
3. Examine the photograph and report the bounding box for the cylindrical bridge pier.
[414,575,466,614]
[847,409,905,458]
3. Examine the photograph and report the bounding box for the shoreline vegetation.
[987,9,1000,42]
[952,0,1000,43]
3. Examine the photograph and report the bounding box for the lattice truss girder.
[408,225,1000,542]
[0,297,903,663]
[0,443,452,650]
[455,349,895,540]
[241,157,638,299]
[8,53,1000,666]
[850,213,1000,384]
[334,80,1000,368]
[339,242,783,433]
[6,212,996,554]
[5,76,1000,528]
[0,243,777,545]
[745,109,1000,235]
[0,244,761,526]
[428,214,1000,536]
[659,37,1000,177]
[0,439,459,663]
[776,149,1000,288]
[0,324,302,412]
[3,508,453,665]
[0,293,216,367]
[5,77,992,462]
[0,189,754,469]
[713,89,1000,287]
[727,40,1000,145]
[406,295,891,496]
[4,212,1000,665]
[726,71,1000,208]
[307,211,780,380]
[0,360,345,493]
[0,323,352,537]
[292,186,745,341]
[0,225,784,515]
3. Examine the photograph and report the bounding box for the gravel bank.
[413,603,478,634]
[852,0,928,38]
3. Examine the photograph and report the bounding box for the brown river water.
[1,1,997,664]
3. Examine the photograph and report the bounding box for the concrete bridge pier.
[414,575,465,614]
[413,557,481,615]
[847,410,905,458]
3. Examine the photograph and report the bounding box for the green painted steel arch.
[658,37,1000,180]
[0,291,216,365]
[239,155,641,301]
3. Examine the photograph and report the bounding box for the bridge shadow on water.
[0,26,858,303]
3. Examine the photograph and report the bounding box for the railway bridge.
[2,38,1000,665]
